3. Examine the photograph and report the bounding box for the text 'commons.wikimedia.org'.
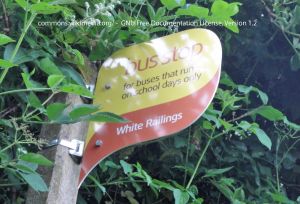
[37,19,257,28]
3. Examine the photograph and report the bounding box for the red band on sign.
[78,69,220,186]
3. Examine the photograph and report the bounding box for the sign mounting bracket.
[59,139,85,157]
[45,139,85,159]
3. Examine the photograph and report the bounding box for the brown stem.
[0,104,21,118]
[0,0,10,33]
[261,0,276,19]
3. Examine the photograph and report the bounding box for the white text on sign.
[116,113,183,136]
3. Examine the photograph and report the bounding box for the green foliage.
[18,162,49,192]
[47,75,65,88]
[203,166,233,178]
[0,59,15,69]
[44,103,126,124]
[0,0,299,203]
[175,0,242,33]
[30,2,63,14]
[161,0,186,10]
[17,154,52,191]
[19,153,53,166]
[176,5,209,18]
[69,104,99,119]
[271,0,300,71]
[254,106,284,121]
[79,73,300,203]
[0,34,15,46]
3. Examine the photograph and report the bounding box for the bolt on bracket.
[59,139,85,157]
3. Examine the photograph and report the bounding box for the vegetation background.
[0,0,300,203]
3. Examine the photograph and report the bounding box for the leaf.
[206,15,239,33]
[176,5,209,18]
[16,164,37,174]
[21,72,32,89]
[233,187,245,201]
[0,119,12,127]
[16,0,28,10]
[149,26,168,33]
[47,74,65,88]
[121,191,139,204]
[59,63,85,86]
[237,85,268,104]
[152,179,175,191]
[0,34,15,46]
[227,2,242,16]
[251,127,272,150]
[254,88,268,105]
[237,85,252,94]
[282,153,296,170]
[73,49,85,66]
[89,41,110,61]
[211,0,229,15]
[39,58,62,75]
[4,44,47,64]
[122,0,145,4]
[209,0,241,33]
[120,160,133,174]
[50,0,77,5]
[142,169,153,185]
[269,192,294,204]
[31,2,62,14]
[220,177,235,186]
[104,160,121,169]
[17,160,38,171]
[202,120,213,130]
[294,5,300,23]
[131,29,150,43]
[64,47,85,66]
[18,171,48,192]
[216,88,243,111]
[0,59,16,69]
[222,17,239,33]
[132,165,146,177]
[21,72,43,89]
[219,119,233,131]
[156,7,166,18]
[254,106,284,121]
[69,104,99,119]
[188,185,198,197]
[283,116,300,131]
[174,135,186,148]
[160,0,186,10]
[147,3,156,20]
[203,166,233,178]
[220,72,236,87]
[191,198,204,204]
[211,1,241,17]
[94,188,103,203]
[59,84,93,98]
[28,92,43,108]
[46,103,68,121]
[290,54,300,71]
[211,180,234,201]
[238,121,252,131]
[202,112,221,128]
[173,189,190,204]
[20,153,53,166]
[87,112,128,123]
[88,175,106,193]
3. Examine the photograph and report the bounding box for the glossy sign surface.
[79,28,222,186]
